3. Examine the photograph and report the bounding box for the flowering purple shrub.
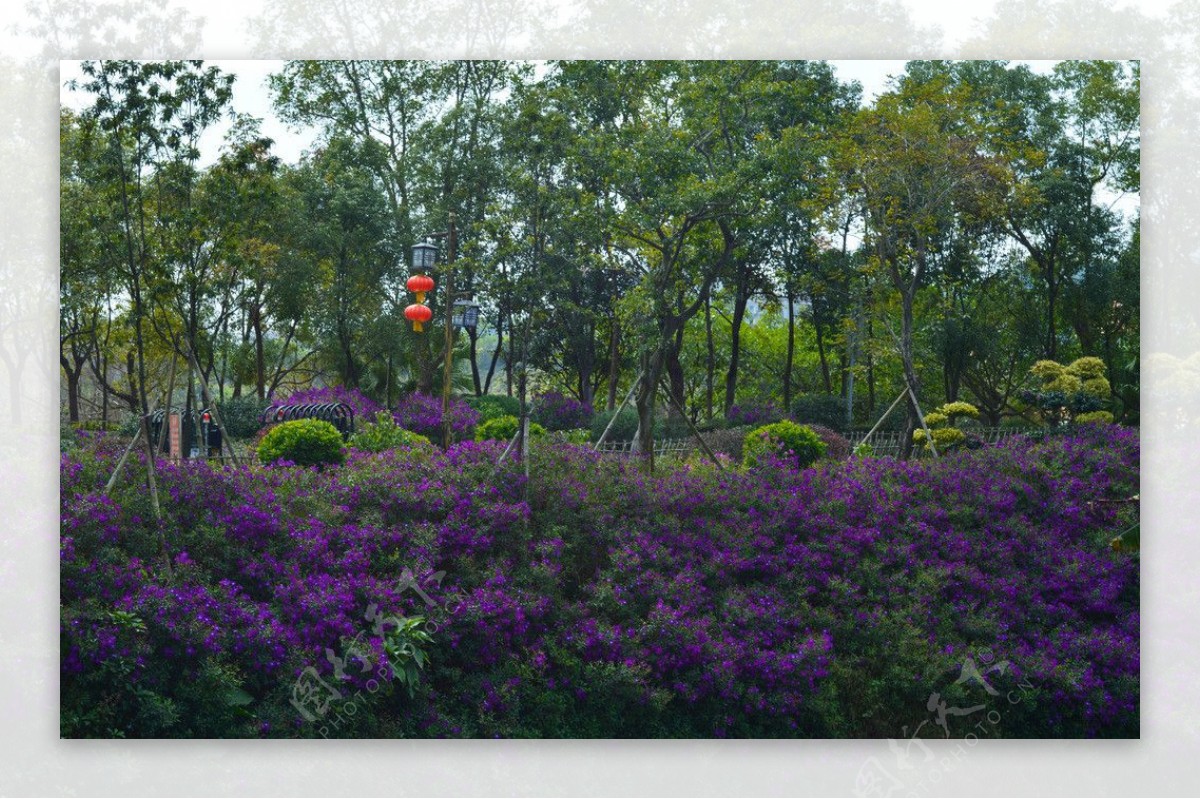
[61,424,1138,738]
[726,401,785,428]
[531,391,593,432]
[280,385,384,429]
[805,423,852,460]
[393,392,480,444]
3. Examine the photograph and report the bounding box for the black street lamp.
[412,241,438,272]
[452,298,480,331]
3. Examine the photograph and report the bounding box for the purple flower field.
[60,425,1138,738]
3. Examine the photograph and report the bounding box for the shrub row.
[61,424,1139,738]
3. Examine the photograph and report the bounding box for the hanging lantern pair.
[405,274,435,332]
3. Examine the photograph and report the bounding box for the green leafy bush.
[554,428,592,446]
[589,407,641,442]
[589,408,689,442]
[743,420,827,470]
[256,419,346,467]
[914,401,981,453]
[791,394,848,431]
[349,411,432,453]
[465,394,521,423]
[474,415,546,443]
[214,397,272,439]
[1020,357,1114,426]
[1075,410,1115,425]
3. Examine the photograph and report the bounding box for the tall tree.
[71,60,234,416]
[838,67,1012,455]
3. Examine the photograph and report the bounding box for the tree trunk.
[784,293,795,411]
[867,313,876,415]
[705,295,715,421]
[415,328,435,395]
[483,312,503,395]
[606,317,619,412]
[666,334,685,428]
[1045,259,1059,361]
[633,348,664,473]
[815,320,832,394]
[899,289,920,459]
[252,303,266,400]
[63,356,82,423]
[723,280,749,415]
[468,326,482,396]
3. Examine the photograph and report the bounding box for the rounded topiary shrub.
[349,411,432,453]
[743,420,827,470]
[256,419,346,468]
[474,415,547,443]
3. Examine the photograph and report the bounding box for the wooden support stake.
[657,377,723,471]
[594,372,642,450]
[858,387,909,450]
[104,425,143,495]
[906,380,939,459]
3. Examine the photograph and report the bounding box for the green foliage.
[1021,357,1114,426]
[589,408,641,442]
[914,400,980,452]
[1075,410,1115,425]
[348,411,432,453]
[215,397,271,440]
[790,394,848,431]
[743,420,827,470]
[939,401,980,423]
[555,428,592,446]
[474,415,546,443]
[382,616,434,698]
[465,394,521,423]
[256,419,346,467]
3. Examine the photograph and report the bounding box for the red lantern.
[407,274,435,303]
[405,303,433,332]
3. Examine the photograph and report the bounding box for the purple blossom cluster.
[60,423,1139,738]
[281,385,385,423]
[725,401,786,428]
[531,391,593,431]
[392,392,480,443]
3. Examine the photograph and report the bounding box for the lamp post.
[440,214,457,449]
[411,217,463,450]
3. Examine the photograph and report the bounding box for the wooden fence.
[847,426,1035,457]
[594,438,696,459]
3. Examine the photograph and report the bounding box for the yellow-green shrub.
[257,419,346,468]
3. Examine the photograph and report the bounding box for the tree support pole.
[657,377,723,470]
[594,372,642,450]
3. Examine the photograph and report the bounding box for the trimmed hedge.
[743,420,827,470]
[256,419,346,468]
[475,415,547,442]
